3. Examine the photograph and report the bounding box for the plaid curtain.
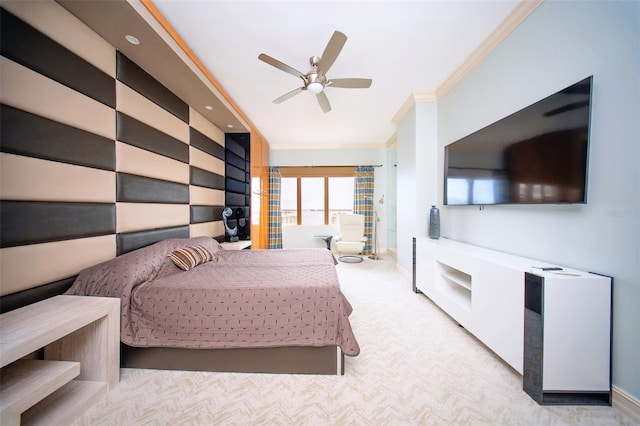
[267,167,283,249]
[353,166,374,255]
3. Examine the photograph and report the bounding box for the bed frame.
[122,344,344,375]
[1,280,346,376]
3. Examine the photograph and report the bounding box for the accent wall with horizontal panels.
[0,3,227,299]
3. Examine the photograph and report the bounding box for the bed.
[64,236,359,374]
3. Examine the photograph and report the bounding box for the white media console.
[413,237,612,405]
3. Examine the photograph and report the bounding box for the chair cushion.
[335,241,365,254]
[336,214,366,255]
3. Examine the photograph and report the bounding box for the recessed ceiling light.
[227,124,234,129]
[205,105,213,110]
[125,35,140,45]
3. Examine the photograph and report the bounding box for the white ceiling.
[151,1,522,150]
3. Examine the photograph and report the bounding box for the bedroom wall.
[270,147,389,251]
[0,3,227,297]
[435,1,639,401]
[396,102,438,274]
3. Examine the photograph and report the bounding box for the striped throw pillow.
[168,245,214,271]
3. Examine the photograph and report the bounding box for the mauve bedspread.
[65,237,360,356]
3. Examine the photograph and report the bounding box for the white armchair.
[334,214,367,262]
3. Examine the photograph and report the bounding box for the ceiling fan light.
[307,82,324,94]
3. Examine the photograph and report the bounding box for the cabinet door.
[473,265,524,374]
[542,276,611,391]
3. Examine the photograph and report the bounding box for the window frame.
[279,166,355,225]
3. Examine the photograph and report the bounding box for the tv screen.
[444,76,592,206]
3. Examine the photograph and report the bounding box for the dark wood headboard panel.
[116,226,190,256]
[1,225,190,313]
[0,277,75,313]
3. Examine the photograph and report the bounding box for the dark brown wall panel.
[0,104,115,170]
[116,173,189,204]
[0,277,75,313]
[0,201,116,248]
[190,205,225,224]
[116,51,188,123]
[190,127,224,160]
[116,112,189,163]
[190,166,225,190]
[0,9,115,108]
[117,225,189,255]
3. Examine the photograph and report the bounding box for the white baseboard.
[395,264,411,283]
[613,385,640,423]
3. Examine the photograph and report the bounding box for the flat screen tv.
[444,76,592,206]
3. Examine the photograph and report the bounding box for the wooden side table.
[313,235,333,250]
[220,240,252,250]
[0,295,120,425]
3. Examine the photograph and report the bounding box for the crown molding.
[391,93,438,124]
[391,0,543,126]
[391,95,416,125]
[385,133,397,147]
[435,0,544,98]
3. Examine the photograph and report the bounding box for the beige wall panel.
[0,58,115,139]
[0,153,115,202]
[189,107,225,145]
[1,0,116,77]
[116,142,189,184]
[116,82,188,143]
[116,203,189,233]
[0,235,116,296]
[190,221,224,239]
[189,146,225,176]
[190,186,225,206]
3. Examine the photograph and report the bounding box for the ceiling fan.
[258,31,372,113]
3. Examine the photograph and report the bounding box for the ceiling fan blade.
[273,87,305,104]
[258,53,305,78]
[317,31,347,74]
[316,91,331,113]
[328,78,372,89]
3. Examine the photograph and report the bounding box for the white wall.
[436,1,639,399]
[396,102,438,273]
[396,107,417,271]
[270,147,389,250]
[386,145,398,254]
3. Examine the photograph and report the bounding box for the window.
[279,167,354,225]
[300,177,324,225]
[280,177,297,225]
[328,177,354,224]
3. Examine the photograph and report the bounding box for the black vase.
[428,205,440,239]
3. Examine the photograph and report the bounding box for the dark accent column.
[523,272,544,402]
[412,237,420,293]
[225,133,251,240]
